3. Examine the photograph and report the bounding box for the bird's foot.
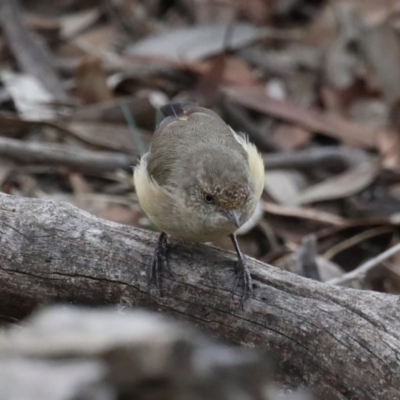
[148,232,173,295]
[232,256,253,309]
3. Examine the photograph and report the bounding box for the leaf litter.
[1,0,400,295]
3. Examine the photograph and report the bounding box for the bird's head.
[181,148,254,232]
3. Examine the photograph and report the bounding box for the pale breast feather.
[134,153,175,230]
[230,127,265,199]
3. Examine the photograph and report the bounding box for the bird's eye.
[204,193,214,203]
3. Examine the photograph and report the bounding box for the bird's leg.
[230,234,253,308]
[149,231,172,295]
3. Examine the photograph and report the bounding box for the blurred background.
[1,0,400,293]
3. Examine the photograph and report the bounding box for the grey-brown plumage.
[148,105,248,185]
[134,103,265,307]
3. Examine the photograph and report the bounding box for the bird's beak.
[227,210,241,228]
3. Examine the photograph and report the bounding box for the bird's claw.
[148,232,171,295]
[232,257,253,309]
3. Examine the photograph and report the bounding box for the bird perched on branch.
[134,103,264,307]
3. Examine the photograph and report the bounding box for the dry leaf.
[126,23,266,62]
[100,204,138,226]
[361,18,400,105]
[1,72,56,120]
[59,8,101,39]
[71,96,155,129]
[74,56,113,104]
[263,202,346,226]
[194,56,256,87]
[195,53,227,101]
[316,256,345,282]
[292,159,381,205]
[324,5,361,90]
[272,124,312,150]
[0,160,14,187]
[377,128,400,169]
[238,0,271,24]
[346,0,400,25]
[264,170,306,205]
[274,251,344,282]
[70,24,117,56]
[223,85,379,148]
[67,122,150,154]
[192,0,236,24]
[25,12,60,38]
[69,173,92,195]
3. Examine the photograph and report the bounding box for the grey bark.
[0,193,399,399]
[0,137,136,173]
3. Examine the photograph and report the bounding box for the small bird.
[134,103,265,306]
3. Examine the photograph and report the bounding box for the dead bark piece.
[0,0,67,101]
[0,194,399,399]
[0,306,275,400]
[0,359,107,400]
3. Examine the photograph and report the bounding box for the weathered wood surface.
[0,193,399,399]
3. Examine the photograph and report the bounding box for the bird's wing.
[147,103,195,186]
[147,103,247,187]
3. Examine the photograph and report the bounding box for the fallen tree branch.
[328,241,400,287]
[262,146,368,172]
[0,193,400,399]
[0,136,136,173]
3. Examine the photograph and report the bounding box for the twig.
[262,146,368,171]
[263,201,346,226]
[120,102,148,155]
[328,242,400,286]
[297,234,321,281]
[0,137,135,173]
[323,226,394,260]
